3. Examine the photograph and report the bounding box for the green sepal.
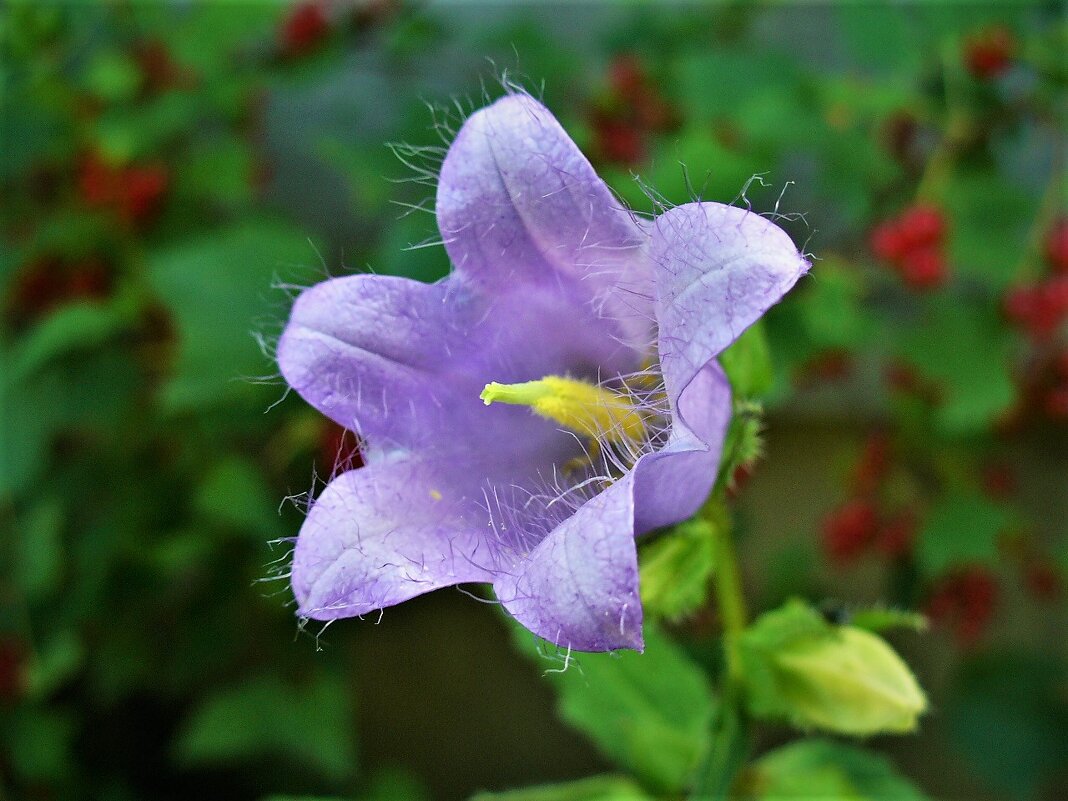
[639,517,717,622]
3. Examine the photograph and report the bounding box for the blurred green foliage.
[1,2,1066,801]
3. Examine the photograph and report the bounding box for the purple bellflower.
[278,93,809,652]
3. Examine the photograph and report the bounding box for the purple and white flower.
[277,93,808,652]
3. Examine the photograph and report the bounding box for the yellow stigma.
[480,375,644,444]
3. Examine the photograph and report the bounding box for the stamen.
[480,375,645,444]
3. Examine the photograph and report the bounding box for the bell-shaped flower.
[278,93,809,651]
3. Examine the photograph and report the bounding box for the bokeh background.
[1,2,1066,800]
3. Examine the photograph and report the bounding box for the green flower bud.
[741,600,927,736]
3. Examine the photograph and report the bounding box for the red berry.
[1046,218,1068,275]
[607,54,645,104]
[964,26,1015,80]
[875,512,916,559]
[1054,350,1068,380]
[318,420,362,477]
[1003,284,1037,326]
[1043,385,1068,420]
[822,499,879,565]
[78,151,119,206]
[1003,278,1068,341]
[926,567,999,648]
[980,462,1016,500]
[591,112,645,165]
[118,163,169,224]
[66,258,112,300]
[280,1,330,58]
[900,245,947,290]
[852,432,890,495]
[1023,560,1062,602]
[870,220,907,262]
[897,203,946,250]
[0,638,26,704]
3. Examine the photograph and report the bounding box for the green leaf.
[797,260,876,351]
[147,220,317,410]
[8,297,137,383]
[945,653,1068,799]
[944,169,1039,289]
[638,517,716,622]
[25,631,83,701]
[13,497,64,601]
[916,491,1012,577]
[4,707,75,782]
[178,136,255,207]
[175,673,357,783]
[720,321,773,399]
[194,457,283,538]
[746,739,931,801]
[82,50,142,104]
[469,775,651,801]
[516,626,716,793]
[898,299,1016,435]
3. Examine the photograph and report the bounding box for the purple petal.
[495,474,643,652]
[632,361,732,533]
[651,202,810,404]
[292,459,494,620]
[278,273,637,456]
[277,275,471,450]
[437,93,654,349]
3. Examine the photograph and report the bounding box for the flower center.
[480,375,644,445]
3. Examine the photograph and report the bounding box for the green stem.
[691,492,750,800]
[704,491,747,681]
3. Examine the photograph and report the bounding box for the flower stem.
[705,490,747,681]
[691,491,750,800]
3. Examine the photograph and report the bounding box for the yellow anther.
[480,375,644,444]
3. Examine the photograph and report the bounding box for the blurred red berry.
[318,420,362,477]
[118,163,169,224]
[822,499,879,565]
[870,220,907,261]
[900,245,947,290]
[926,566,999,648]
[852,432,890,495]
[1055,350,1068,380]
[280,1,330,58]
[66,258,112,300]
[1043,385,1068,419]
[78,151,118,206]
[0,638,26,704]
[592,112,645,165]
[1046,218,1068,275]
[980,462,1017,500]
[897,203,946,250]
[1003,284,1036,325]
[134,39,196,95]
[607,54,645,104]
[875,512,916,559]
[964,26,1016,80]
[726,463,753,500]
[1004,278,1068,341]
[1023,560,1062,602]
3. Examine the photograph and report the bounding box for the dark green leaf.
[720,322,774,399]
[916,491,1012,577]
[516,626,716,793]
[175,673,357,783]
[147,220,317,410]
[469,775,650,801]
[746,739,931,801]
